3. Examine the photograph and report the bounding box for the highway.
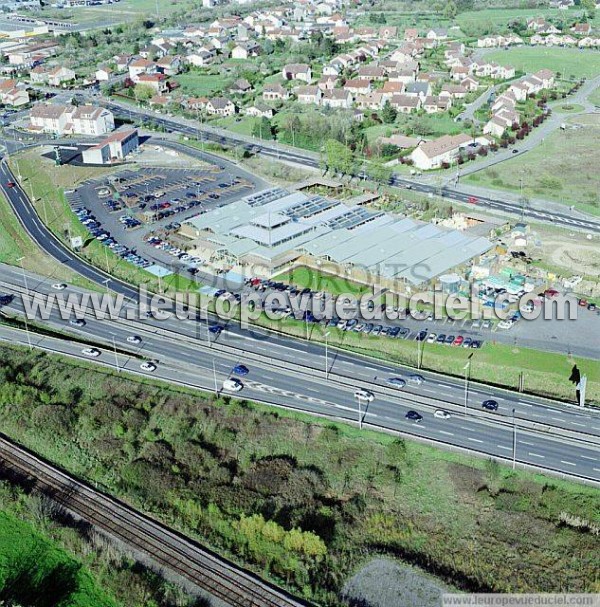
[0,269,599,484]
[100,98,600,233]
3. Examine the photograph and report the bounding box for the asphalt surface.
[0,266,599,484]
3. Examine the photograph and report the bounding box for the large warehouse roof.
[184,188,492,283]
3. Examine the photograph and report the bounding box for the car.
[405,410,423,422]
[127,335,142,344]
[462,337,472,348]
[0,294,14,306]
[512,149,518,154]
[468,196,478,204]
[445,334,455,344]
[407,374,424,385]
[472,319,481,328]
[232,364,249,376]
[578,298,588,307]
[427,332,437,343]
[354,388,374,402]
[386,377,406,388]
[436,334,446,343]
[415,330,427,342]
[471,340,482,349]
[82,347,100,357]
[223,378,243,392]
[69,318,86,327]
[497,320,513,330]
[208,324,223,335]
[434,410,451,419]
[588,303,597,311]
[140,362,156,372]
[52,283,67,290]
[6,181,15,188]
[482,320,492,330]
[453,335,464,346]
[481,399,499,411]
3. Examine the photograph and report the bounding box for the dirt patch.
[545,240,600,278]
[341,557,449,607]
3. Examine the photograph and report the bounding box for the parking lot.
[68,166,259,275]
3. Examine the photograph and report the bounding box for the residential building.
[262,83,289,101]
[47,66,76,87]
[411,133,474,170]
[206,97,236,116]
[282,63,312,83]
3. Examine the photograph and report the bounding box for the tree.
[582,0,596,18]
[323,139,354,175]
[443,0,458,18]
[252,117,273,140]
[381,100,397,124]
[134,84,154,102]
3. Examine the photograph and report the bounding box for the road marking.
[560,460,577,467]
[581,455,596,461]
[551,417,565,423]
[438,430,454,436]
[528,452,545,458]
[497,445,511,450]
[517,401,533,407]
[468,437,483,443]
[519,440,534,446]
[570,422,586,427]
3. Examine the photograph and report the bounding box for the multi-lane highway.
[1,267,599,484]
[100,98,600,233]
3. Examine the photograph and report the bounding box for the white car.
[408,374,425,386]
[354,388,374,402]
[140,362,156,372]
[498,320,514,330]
[127,335,142,344]
[52,283,67,290]
[82,348,100,357]
[434,409,451,419]
[223,378,243,392]
[426,333,437,343]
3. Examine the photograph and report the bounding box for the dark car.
[415,330,427,341]
[445,334,455,344]
[208,324,223,335]
[232,364,249,376]
[6,181,15,188]
[0,294,14,306]
[389,327,401,337]
[482,399,499,411]
[405,410,423,422]
[436,334,446,343]
[471,340,482,349]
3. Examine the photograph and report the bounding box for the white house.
[411,133,474,170]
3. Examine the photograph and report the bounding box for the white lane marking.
[519,440,534,446]
[570,422,586,427]
[551,417,565,422]
[497,445,511,450]
[581,455,596,461]
[594,468,600,473]
[468,437,483,443]
[518,401,533,407]
[528,452,545,458]
[560,460,577,467]
[438,430,454,436]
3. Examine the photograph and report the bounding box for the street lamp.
[212,359,218,395]
[324,331,330,380]
[16,256,32,350]
[463,355,473,417]
[356,395,363,430]
[112,335,120,373]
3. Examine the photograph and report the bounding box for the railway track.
[0,435,312,607]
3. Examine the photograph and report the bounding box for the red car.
[453,335,464,346]
[468,196,478,204]
[544,289,559,299]
[578,299,588,307]
[6,181,15,188]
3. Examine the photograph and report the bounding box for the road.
[1,266,599,484]
[456,85,495,123]
[98,98,600,233]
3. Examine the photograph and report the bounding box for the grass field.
[483,47,600,80]
[588,84,600,106]
[214,115,257,137]
[175,72,229,97]
[275,266,375,297]
[464,116,600,216]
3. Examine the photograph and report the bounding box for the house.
[404,28,418,41]
[206,97,236,116]
[156,55,181,76]
[29,66,50,84]
[461,76,479,91]
[390,94,420,113]
[282,63,312,83]
[343,79,371,95]
[321,89,353,109]
[129,58,156,80]
[149,95,170,108]
[136,73,168,93]
[29,104,115,136]
[263,83,289,101]
[484,116,509,138]
[411,133,474,170]
[231,41,261,59]
[357,65,386,81]
[47,66,76,87]
[229,78,253,94]
[379,26,398,39]
[317,76,338,91]
[244,102,274,118]
[404,81,431,101]
[534,69,555,89]
[186,51,215,67]
[114,54,133,71]
[183,97,209,111]
[571,23,592,35]
[427,28,448,40]
[95,67,113,82]
[422,95,451,113]
[296,85,322,105]
[82,129,139,165]
[440,84,467,99]
[0,80,29,107]
[381,81,405,96]
[450,65,470,81]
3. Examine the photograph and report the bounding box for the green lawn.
[275,266,374,297]
[464,116,600,216]
[213,115,257,137]
[588,84,600,106]
[175,72,230,98]
[483,47,600,80]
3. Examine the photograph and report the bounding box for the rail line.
[0,434,312,607]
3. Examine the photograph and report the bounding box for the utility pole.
[212,359,218,395]
[463,355,473,417]
[512,408,517,471]
[112,336,119,372]
[324,331,330,380]
[16,256,32,350]
[356,395,362,430]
